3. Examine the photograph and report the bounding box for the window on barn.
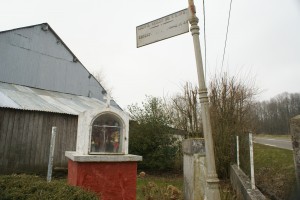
[90,113,122,154]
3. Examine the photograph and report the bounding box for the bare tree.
[209,72,257,178]
[254,92,300,134]
[92,69,113,95]
[166,82,202,138]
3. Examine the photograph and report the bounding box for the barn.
[0,23,121,174]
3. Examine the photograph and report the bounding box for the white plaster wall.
[183,154,207,200]
[183,138,207,200]
[183,155,194,199]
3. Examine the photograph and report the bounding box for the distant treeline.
[254,92,300,134]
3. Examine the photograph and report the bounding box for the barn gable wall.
[0,108,78,174]
[0,24,117,107]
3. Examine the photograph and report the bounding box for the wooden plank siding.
[0,108,78,174]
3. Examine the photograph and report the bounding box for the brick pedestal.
[66,151,142,200]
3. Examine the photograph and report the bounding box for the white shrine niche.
[90,113,124,154]
[76,106,129,156]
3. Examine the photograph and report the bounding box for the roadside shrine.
[65,96,142,200]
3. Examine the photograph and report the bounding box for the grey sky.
[1,0,299,109]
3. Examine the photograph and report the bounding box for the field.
[254,143,297,199]
[255,134,291,140]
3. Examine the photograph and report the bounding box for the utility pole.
[187,0,221,199]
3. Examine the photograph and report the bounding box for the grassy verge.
[136,173,236,200]
[0,173,236,200]
[136,174,183,200]
[0,174,98,200]
[254,143,296,199]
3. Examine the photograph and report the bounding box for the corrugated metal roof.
[0,23,122,110]
[0,82,106,115]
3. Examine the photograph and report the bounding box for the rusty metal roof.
[0,82,106,115]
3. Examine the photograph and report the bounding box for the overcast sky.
[1,0,300,109]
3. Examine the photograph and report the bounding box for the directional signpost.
[136,9,189,48]
[137,1,221,199]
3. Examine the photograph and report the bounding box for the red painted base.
[67,160,138,200]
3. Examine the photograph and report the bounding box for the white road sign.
[136,8,189,48]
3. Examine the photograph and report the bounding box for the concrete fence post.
[183,138,206,200]
[249,132,255,189]
[236,135,240,170]
[47,126,57,182]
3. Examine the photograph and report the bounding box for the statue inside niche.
[90,115,121,154]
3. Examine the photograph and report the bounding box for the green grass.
[254,143,296,199]
[255,134,291,140]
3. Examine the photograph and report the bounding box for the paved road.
[254,137,293,150]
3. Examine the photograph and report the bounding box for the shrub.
[0,174,98,200]
[128,96,181,171]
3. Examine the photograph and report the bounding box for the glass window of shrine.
[90,113,122,154]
